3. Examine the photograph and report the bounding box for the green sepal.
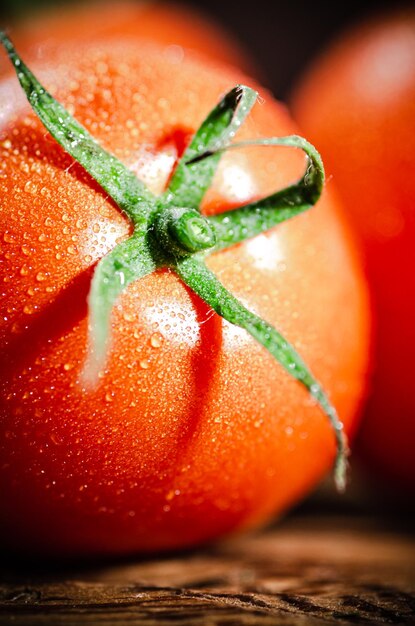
[202,136,324,251]
[164,85,257,210]
[0,32,155,225]
[84,230,157,383]
[175,255,348,491]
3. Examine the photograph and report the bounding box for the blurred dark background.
[0,0,395,100]
[179,0,394,99]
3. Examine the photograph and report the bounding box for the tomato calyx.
[0,32,349,491]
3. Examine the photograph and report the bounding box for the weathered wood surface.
[1,514,414,625]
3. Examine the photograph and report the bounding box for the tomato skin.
[0,39,370,556]
[0,0,256,76]
[291,8,415,488]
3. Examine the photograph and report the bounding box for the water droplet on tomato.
[150,332,163,348]
[123,312,135,322]
[50,433,62,445]
[24,180,37,194]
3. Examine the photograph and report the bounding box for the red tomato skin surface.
[291,8,415,488]
[0,0,256,77]
[0,40,370,557]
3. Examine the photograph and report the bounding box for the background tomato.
[0,0,256,77]
[291,7,415,488]
[0,38,370,556]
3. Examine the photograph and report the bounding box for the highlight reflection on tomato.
[0,36,370,557]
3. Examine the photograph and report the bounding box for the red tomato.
[0,0,256,76]
[291,8,415,488]
[0,38,370,557]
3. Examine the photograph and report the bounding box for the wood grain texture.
[1,515,414,625]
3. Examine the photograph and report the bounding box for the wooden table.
[1,509,414,625]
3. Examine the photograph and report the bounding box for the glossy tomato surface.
[0,39,370,557]
[292,7,415,488]
[0,0,256,77]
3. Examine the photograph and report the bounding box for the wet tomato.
[0,37,370,557]
[292,7,415,488]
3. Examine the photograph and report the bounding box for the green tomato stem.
[154,207,216,257]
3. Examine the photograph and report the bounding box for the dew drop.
[50,432,62,445]
[24,180,37,194]
[139,359,149,369]
[123,312,135,322]
[36,271,47,282]
[150,332,163,348]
